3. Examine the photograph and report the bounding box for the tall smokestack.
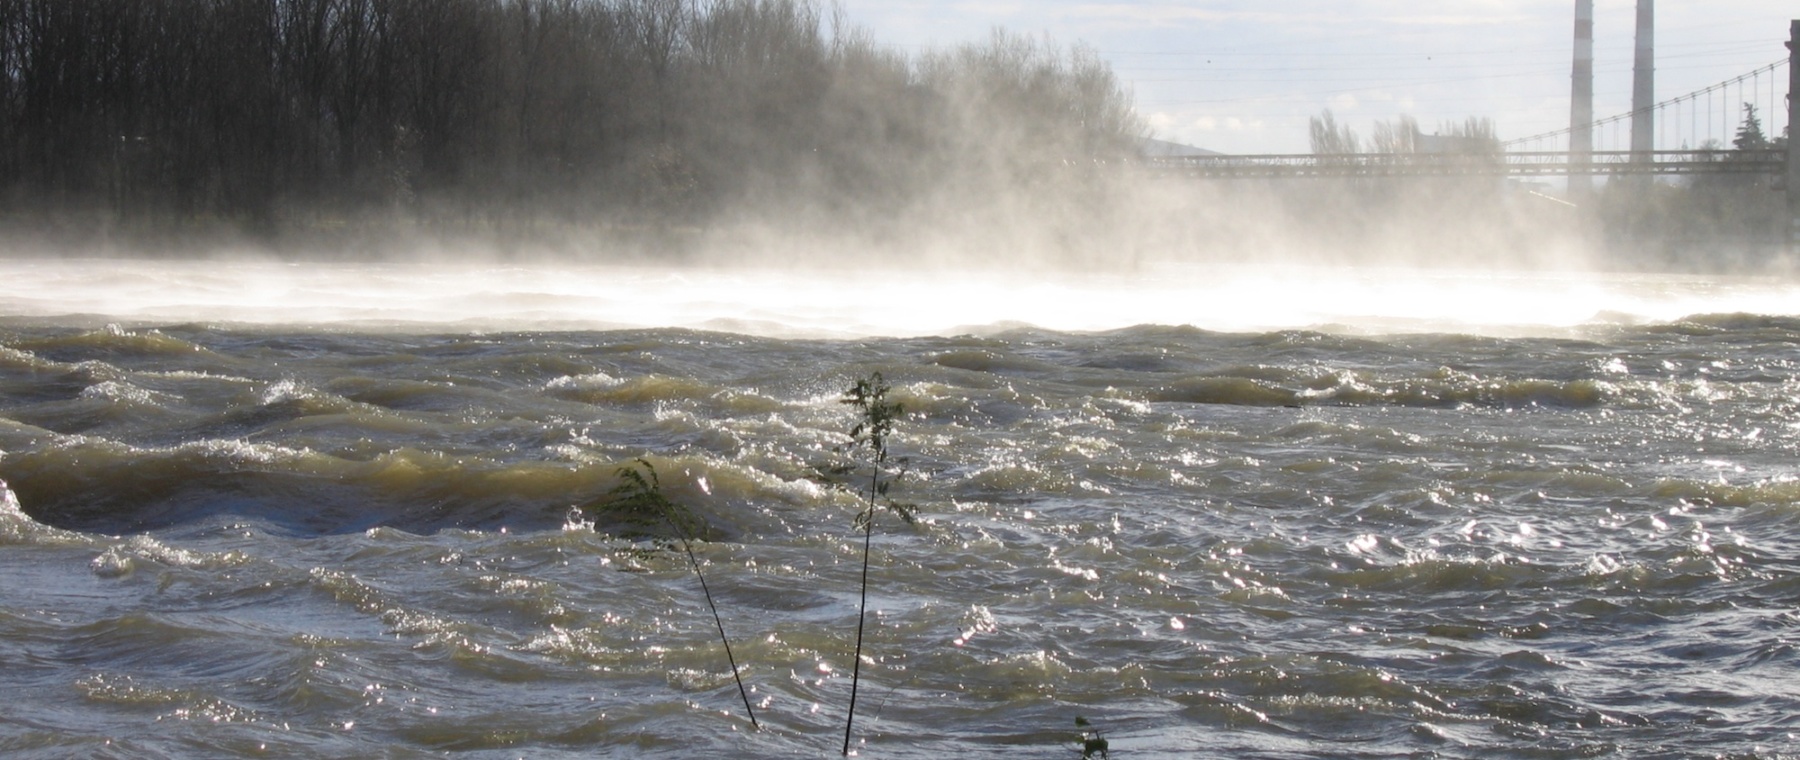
[1630,0,1654,162]
[1787,20,1798,253]
[1570,0,1594,198]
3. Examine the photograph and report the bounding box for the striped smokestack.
[1570,0,1594,198]
[1631,0,1655,162]
[1788,20,1798,253]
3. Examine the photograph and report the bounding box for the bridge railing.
[1147,149,1785,179]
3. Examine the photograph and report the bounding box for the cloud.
[948,1,1030,21]
[1054,1,1555,30]
[1379,15,1529,26]
[1055,4,1291,28]
[1166,114,1246,132]
[1148,110,1264,135]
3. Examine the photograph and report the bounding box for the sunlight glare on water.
[2,258,1798,335]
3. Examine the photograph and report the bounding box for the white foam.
[2,258,1799,337]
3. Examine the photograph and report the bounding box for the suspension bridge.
[1149,27,1796,182]
[1147,148,1783,180]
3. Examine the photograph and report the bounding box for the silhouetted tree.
[0,0,1147,250]
[1733,103,1769,152]
[1308,109,1360,155]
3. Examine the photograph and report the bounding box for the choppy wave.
[3,292,1800,757]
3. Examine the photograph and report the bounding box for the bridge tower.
[1569,0,1595,200]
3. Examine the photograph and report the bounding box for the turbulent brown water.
[1,259,1799,758]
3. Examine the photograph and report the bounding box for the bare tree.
[1309,109,1361,155]
[0,0,1151,248]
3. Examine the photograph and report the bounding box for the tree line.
[0,0,1144,251]
[1296,106,1796,269]
[1595,103,1791,267]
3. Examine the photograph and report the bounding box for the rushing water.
[1,259,1799,758]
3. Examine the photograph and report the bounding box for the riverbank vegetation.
[1286,106,1793,272]
[0,0,1144,258]
[1592,104,1790,269]
[1,0,1787,272]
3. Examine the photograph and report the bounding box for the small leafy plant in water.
[581,458,758,729]
[1075,716,1109,759]
[838,372,915,755]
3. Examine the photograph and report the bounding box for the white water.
[3,258,1797,336]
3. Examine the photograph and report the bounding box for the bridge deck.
[1149,149,1785,179]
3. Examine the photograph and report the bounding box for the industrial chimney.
[1788,20,1799,253]
[1630,0,1654,163]
[1569,0,1594,198]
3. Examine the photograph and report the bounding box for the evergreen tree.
[1732,103,1769,151]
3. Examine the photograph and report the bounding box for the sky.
[836,1,1797,155]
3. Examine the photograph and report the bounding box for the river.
[0,258,1797,758]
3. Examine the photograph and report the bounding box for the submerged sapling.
[839,372,915,755]
[1076,716,1109,759]
[581,458,758,729]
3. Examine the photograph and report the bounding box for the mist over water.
[5,256,1799,337]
